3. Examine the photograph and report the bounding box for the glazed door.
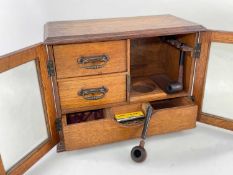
[0,44,58,175]
[194,31,233,130]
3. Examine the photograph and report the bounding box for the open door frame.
[193,31,233,131]
[0,156,5,175]
[0,44,58,175]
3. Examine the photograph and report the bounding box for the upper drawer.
[53,40,128,79]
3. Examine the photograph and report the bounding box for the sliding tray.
[61,97,197,151]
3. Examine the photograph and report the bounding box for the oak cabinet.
[1,15,233,175]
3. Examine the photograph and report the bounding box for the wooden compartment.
[130,33,196,103]
[53,40,128,79]
[58,73,127,113]
[62,97,197,151]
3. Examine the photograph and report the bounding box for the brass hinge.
[189,95,195,102]
[47,60,55,76]
[55,118,62,132]
[193,43,201,59]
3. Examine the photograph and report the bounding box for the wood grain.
[0,44,38,73]
[151,96,195,109]
[0,156,6,175]
[129,74,190,103]
[53,40,128,78]
[174,33,197,93]
[47,46,62,118]
[193,31,233,131]
[35,44,59,142]
[58,73,127,112]
[108,103,143,117]
[44,15,206,45]
[130,76,167,102]
[130,33,196,97]
[130,37,168,78]
[47,46,65,152]
[0,44,58,175]
[192,32,212,119]
[211,31,233,43]
[62,97,197,150]
[199,113,233,131]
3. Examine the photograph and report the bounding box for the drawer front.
[62,101,197,151]
[53,40,128,78]
[58,74,126,112]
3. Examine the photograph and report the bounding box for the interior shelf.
[130,74,189,103]
[130,76,167,102]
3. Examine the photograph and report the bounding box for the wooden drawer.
[58,73,127,112]
[53,40,128,78]
[62,97,197,150]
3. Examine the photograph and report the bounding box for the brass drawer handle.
[78,86,108,100]
[77,54,109,69]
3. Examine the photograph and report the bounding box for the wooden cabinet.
[1,15,233,174]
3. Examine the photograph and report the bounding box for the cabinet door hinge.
[55,118,62,132]
[193,43,201,59]
[189,95,195,102]
[47,60,55,77]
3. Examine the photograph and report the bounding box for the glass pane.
[0,60,48,171]
[202,42,233,119]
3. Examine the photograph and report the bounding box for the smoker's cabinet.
[1,15,233,175]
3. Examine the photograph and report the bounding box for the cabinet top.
[44,14,206,45]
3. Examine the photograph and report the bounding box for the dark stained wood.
[44,15,206,45]
[0,44,58,175]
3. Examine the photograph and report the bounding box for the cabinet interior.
[66,109,105,125]
[130,33,196,103]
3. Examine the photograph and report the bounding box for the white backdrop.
[1,0,233,175]
[1,0,233,56]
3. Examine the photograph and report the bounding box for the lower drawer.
[58,73,127,112]
[62,97,197,151]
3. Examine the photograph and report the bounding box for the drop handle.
[78,86,108,100]
[77,54,109,69]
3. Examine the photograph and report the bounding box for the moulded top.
[44,14,206,45]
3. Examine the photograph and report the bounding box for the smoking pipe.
[131,104,153,162]
[166,43,186,93]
